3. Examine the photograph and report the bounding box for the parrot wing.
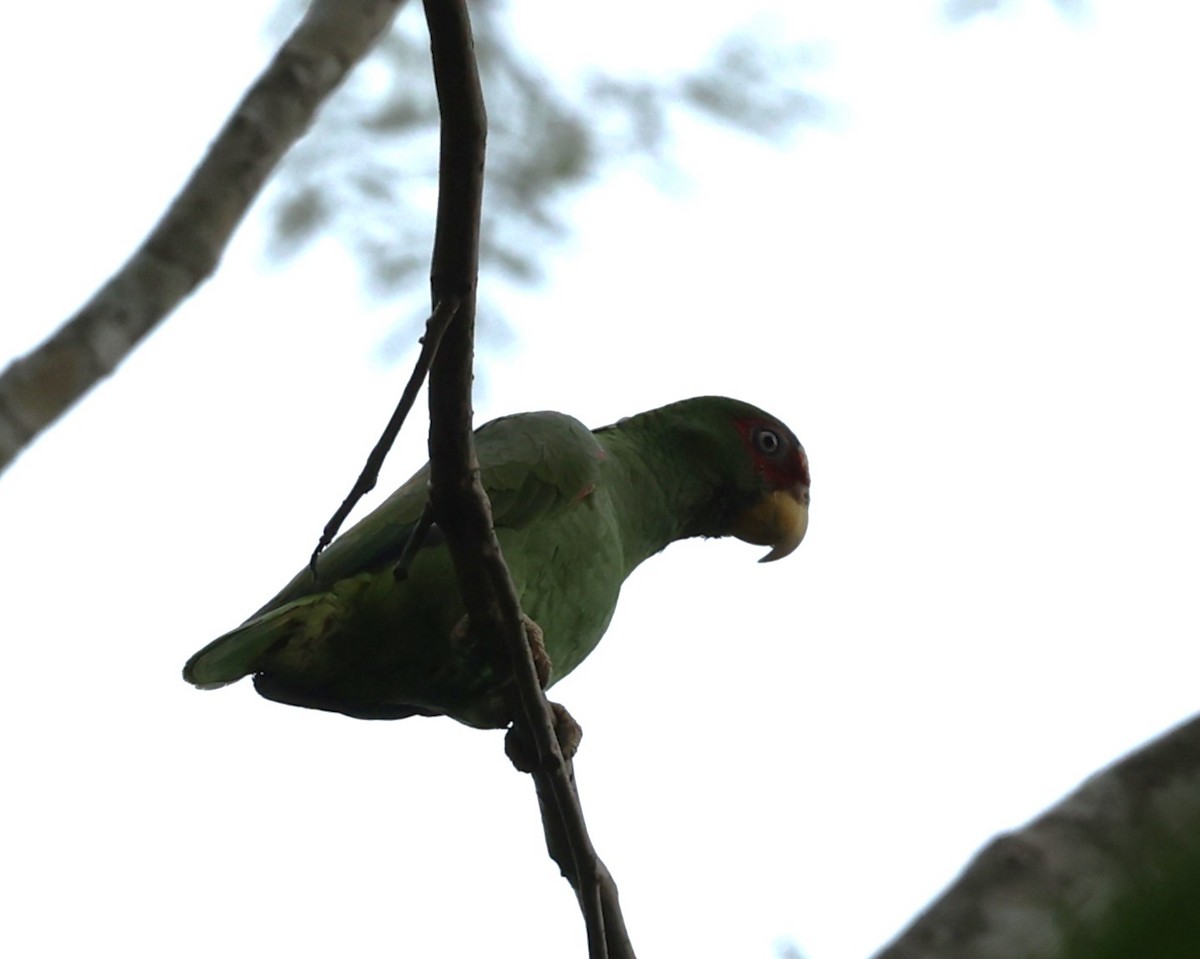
[183,411,602,689]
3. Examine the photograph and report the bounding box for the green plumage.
[184,396,809,728]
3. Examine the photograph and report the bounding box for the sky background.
[3,2,1199,957]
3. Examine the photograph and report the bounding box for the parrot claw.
[448,613,552,688]
[505,701,583,773]
[522,614,552,689]
[551,701,583,760]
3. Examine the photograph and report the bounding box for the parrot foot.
[504,702,583,773]
[448,613,552,687]
[522,614,552,688]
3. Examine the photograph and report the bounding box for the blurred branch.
[944,0,1089,24]
[267,0,824,345]
[419,1,632,955]
[874,714,1200,959]
[0,0,406,476]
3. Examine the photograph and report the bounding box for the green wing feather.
[183,412,602,690]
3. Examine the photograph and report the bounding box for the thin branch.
[486,559,635,959]
[0,0,407,475]
[532,770,634,959]
[419,1,633,956]
[392,500,437,582]
[310,294,459,574]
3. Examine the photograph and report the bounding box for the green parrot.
[184,396,809,728]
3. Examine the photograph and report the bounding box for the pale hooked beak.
[732,485,810,563]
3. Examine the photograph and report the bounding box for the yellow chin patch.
[732,489,809,563]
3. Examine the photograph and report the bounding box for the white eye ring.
[755,428,782,454]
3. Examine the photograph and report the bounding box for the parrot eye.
[754,428,783,455]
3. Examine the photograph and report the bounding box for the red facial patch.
[735,416,810,492]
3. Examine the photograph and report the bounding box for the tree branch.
[875,713,1200,959]
[310,294,459,575]
[0,0,407,475]
[419,1,633,955]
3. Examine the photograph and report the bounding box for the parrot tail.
[182,595,333,689]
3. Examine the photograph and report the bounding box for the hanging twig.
[391,499,438,582]
[310,294,459,575]
[0,0,407,475]
[418,0,634,955]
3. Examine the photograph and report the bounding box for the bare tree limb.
[418,1,633,955]
[875,713,1200,959]
[0,0,408,475]
[518,676,636,959]
[310,294,459,574]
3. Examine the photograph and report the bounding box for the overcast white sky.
[3,2,1199,957]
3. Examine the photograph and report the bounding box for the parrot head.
[617,396,810,563]
[727,410,810,562]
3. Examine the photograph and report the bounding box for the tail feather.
[183,595,329,689]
